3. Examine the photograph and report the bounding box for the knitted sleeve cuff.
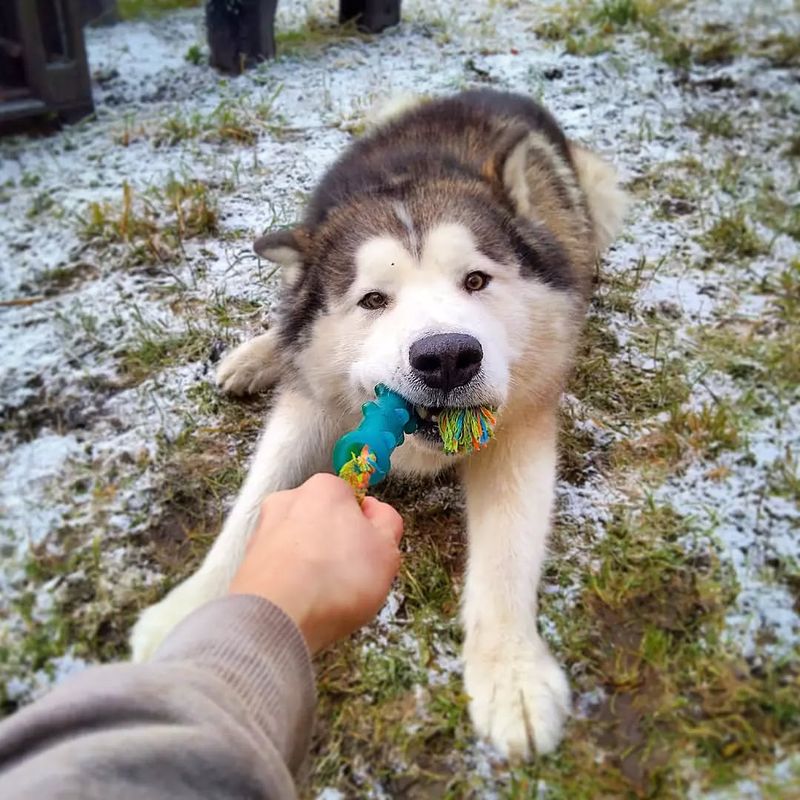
[152,594,316,774]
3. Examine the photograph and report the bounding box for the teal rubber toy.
[333,385,417,488]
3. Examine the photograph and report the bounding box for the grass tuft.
[118,0,200,20]
[534,0,694,69]
[592,0,641,27]
[82,178,218,266]
[570,312,690,419]
[687,110,736,140]
[620,401,741,473]
[758,32,800,67]
[116,325,214,386]
[694,261,800,389]
[694,32,740,64]
[152,93,282,146]
[275,17,366,58]
[701,212,767,261]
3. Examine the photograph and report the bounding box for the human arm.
[0,475,403,800]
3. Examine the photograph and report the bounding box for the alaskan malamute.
[131,89,627,759]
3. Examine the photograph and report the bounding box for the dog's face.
[257,182,585,456]
[329,221,521,449]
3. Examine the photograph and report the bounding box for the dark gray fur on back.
[274,90,586,347]
[306,90,573,226]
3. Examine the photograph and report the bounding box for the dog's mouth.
[412,405,445,443]
[408,402,498,454]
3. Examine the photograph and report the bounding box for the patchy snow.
[0,0,798,794]
[690,756,800,800]
[315,789,346,800]
[656,405,800,660]
[4,652,89,705]
[0,434,81,550]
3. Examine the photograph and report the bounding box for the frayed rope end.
[438,406,496,455]
[337,443,378,502]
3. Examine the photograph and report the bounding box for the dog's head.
[256,128,624,455]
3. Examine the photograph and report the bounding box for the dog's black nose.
[409,333,483,392]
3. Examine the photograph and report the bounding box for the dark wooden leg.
[1,0,94,131]
[340,0,401,32]
[206,0,278,75]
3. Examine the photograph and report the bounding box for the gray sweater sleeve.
[0,595,316,800]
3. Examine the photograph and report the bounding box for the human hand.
[229,473,404,653]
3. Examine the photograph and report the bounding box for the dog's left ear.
[482,125,629,254]
[253,227,310,285]
[480,123,535,214]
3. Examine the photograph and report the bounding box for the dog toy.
[438,406,497,455]
[333,385,417,500]
[333,386,498,500]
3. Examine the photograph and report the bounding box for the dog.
[130,89,627,760]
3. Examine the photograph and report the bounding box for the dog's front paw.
[465,636,571,760]
[216,332,279,396]
[129,571,225,662]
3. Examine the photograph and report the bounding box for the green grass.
[151,92,283,147]
[184,44,203,65]
[118,0,200,20]
[571,313,691,418]
[26,191,57,218]
[534,0,766,72]
[534,0,694,68]
[308,492,470,795]
[33,262,99,298]
[758,32,800,67]
[565,31,611,56]
[687,110,736,140]
[116,325,213,385]
[591,0,643,27]
[6,1,798,794]
[275,18,366,58]
[0,528,164,713]
[701,212,768,261]
[618,400,742,477]
[693,32,740,64]
[569,259,692,417]
[525,502,800,798]
[305,490,800,797]
[81,178,218,267]
[0,372,267,712]
[755,194,800,243]
[687,260,800,393]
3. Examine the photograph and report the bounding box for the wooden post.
[0,0,94,130]
[340,0,401,32]
[206,0,279,75]
[205,0,402,73]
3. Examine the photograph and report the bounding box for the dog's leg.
[216,330,281,396]
[130,387,334,661]
[460,407,570,760]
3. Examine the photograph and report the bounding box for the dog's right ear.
[253,227,310,285]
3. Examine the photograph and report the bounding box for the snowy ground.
[1,0,798,797]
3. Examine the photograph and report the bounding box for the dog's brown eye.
[464,271,491,292]
[359,291,388,310]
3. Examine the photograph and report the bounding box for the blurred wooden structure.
[0,0,96,131]
[207,0,402,74]
[340,0,401,33]
[0,0,403,132]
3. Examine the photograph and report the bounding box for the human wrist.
[229,567,324,653]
